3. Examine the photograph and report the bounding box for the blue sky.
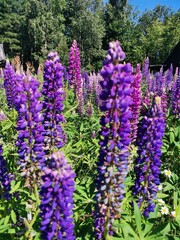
[104,0,180,12]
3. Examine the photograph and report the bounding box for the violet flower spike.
[68,40,84,115]
[15,75,44,186]
[171,74,180,118]
[165,64,173,91]
[131,64,142,142]
[154,67,163,96]
[94,41,133,239]
[0,145,12,200]
[133,96,166,217]
[3,62,17,108]
[42,51,65,158]
[40,151,75,240]
[142,57,149,85]
[93,72,103,108]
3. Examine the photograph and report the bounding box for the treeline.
[0,0,180,70]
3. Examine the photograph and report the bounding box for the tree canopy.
[0,0,179,70]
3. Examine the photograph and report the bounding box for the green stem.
[24,183,40,239]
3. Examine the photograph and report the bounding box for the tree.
[0,0,24,57]
[65,0,105,70]
[136,5,179,65]
[21,0,67,68]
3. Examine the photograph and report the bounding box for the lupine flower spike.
[131,64,142,142]
[3,62,17,108]
[15,75,44,186]
[42,51,65,162]
[133,96,166,217]
[40,151,75,240]
[0,145,12,200]
[171,74,180,118]
[68,40,84,115]
[94,41,133,239]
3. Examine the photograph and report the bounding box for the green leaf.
[169,131,175,144]
[10,181,21,193]
[8,228,16,234]
[149,205,159,219]
[133,201,142,237]
[76,187,88,199]
[163,182,175,192]
[149,222,170,236]
[118,221,139,239]
[156,193,169,198]
[80,123,84,132]
[4,215,10,225]
[11,210,17,224]
[143,220,154,237]
[0,224,10,233]
[2,121,13,131]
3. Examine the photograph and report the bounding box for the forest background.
[0,0,180,71]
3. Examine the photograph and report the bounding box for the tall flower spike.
[142,57,150,87]
[40,151,75,240]
[82,71,89,103]
[15,75,44,186]
[42,51,65,160]
[68,40,84,115]
[171,74,180,118]
[94,41,133,239]
[0,145,12,200]
[3,62,17,108]
[165,64,173,91]
[133,96,166,217]
[131,64,142,142]
[154,67,163,96]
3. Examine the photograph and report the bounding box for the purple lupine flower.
[95,73,103,107]
[40,151,75,240]
[165,64,173,90]
[94,41,133,239]
[82,71,89,103]
[68,40,84,115]
[148,74,154,93]
[63,67,70,83]
[88,72,95,95]
[171,74,180,118]
[161,90,168,119]
[133,96,166,217]
[42,51,65,158]
[15,75,44,186]
[141,90,151,116]
[0,145,12,200]
[92,72,103,108]
[131,64,142,142]
[142,57,149,85]
[86,101,93,117]
[154,67,163,96]
[3,62,17,108]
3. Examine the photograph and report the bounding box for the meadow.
[0,40,179,240]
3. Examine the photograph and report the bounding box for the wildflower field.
[0,40,179,240]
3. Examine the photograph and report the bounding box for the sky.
[129,0,180,12]
[104,0,180,13]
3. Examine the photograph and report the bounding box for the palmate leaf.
[148,222,170,237]
[0,224,10,233]
[142,220,154,238]
[117,221,139,239]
